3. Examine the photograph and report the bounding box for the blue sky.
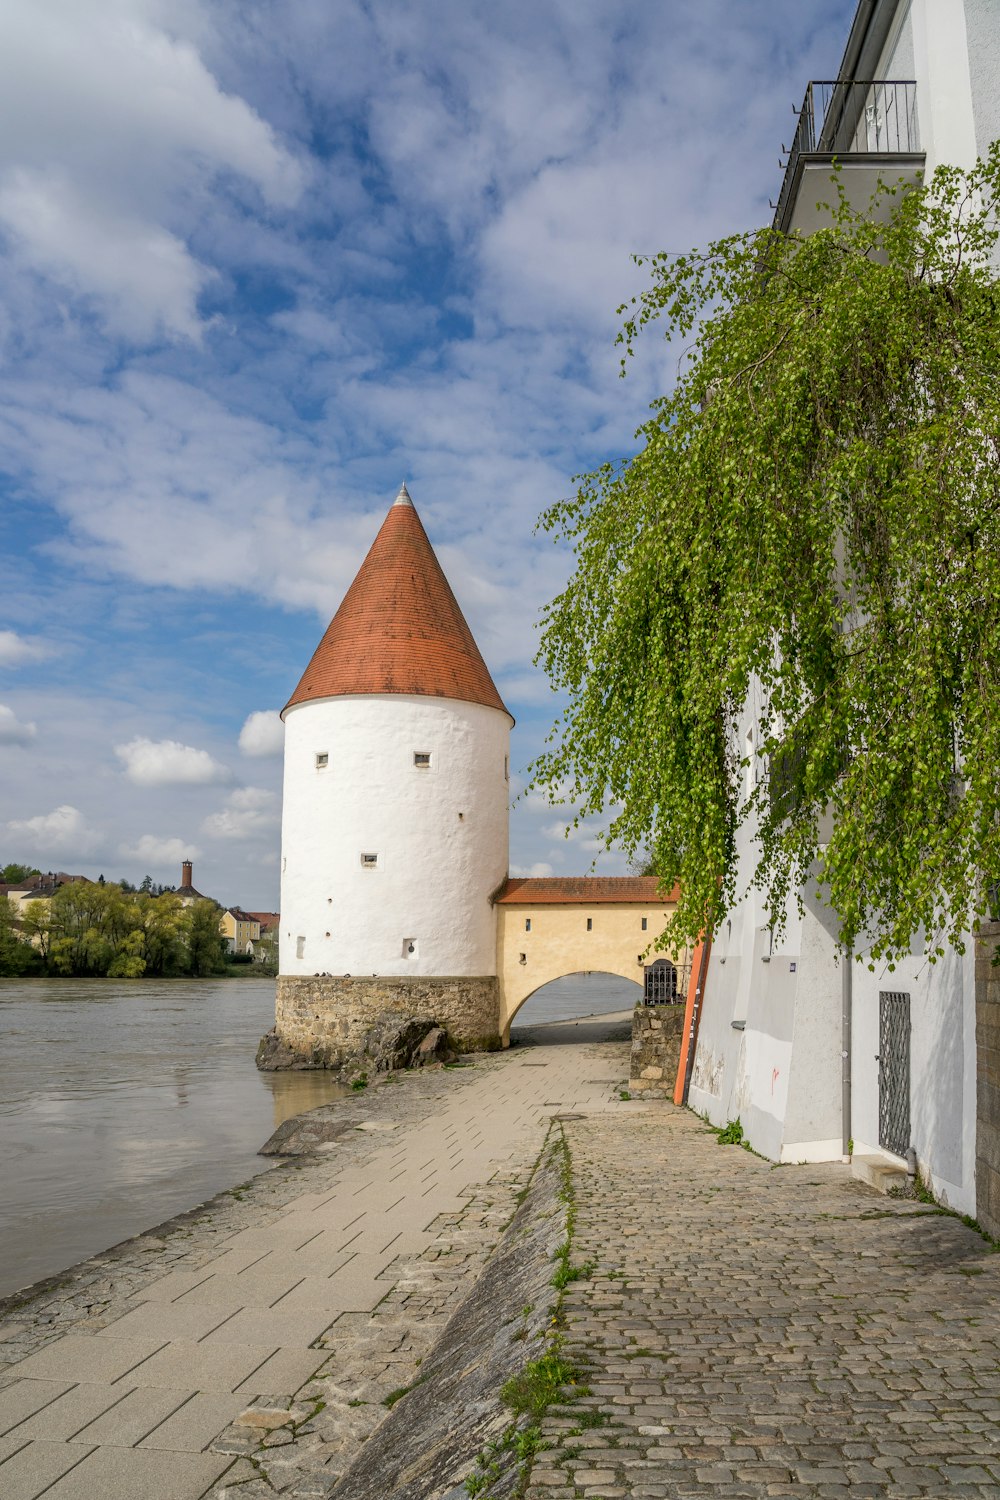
[0,0,856,909]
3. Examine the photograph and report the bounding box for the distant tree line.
[0,882,228,979]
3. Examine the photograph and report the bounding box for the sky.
[0,0,857,910]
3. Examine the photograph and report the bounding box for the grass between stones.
[463,1125,594,1499]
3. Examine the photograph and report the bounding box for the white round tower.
[273,484,512,1063]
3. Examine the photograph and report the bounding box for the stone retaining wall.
[272,974,501,1070]
[630,1003,685,1097]
[976,919,1000,1240]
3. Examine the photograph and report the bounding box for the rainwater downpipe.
[677,935,712,1107]
[841,946,852,1163]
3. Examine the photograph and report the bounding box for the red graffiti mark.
[771,1067,780,1094]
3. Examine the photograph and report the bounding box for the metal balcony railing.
[773,79,920,232]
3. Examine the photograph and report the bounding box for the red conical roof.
[283,485,511,719]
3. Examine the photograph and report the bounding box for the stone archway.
[503,970,644,1042]
[494,876,684,1043]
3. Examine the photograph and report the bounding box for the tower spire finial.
[394,481,413,507]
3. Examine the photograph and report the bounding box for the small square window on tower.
[414,751,431,768]
[315,752,328,768]
[360,852,379,869]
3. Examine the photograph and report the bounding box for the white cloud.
[0,631,52,667]
[510,862,554,878]
[202,786,279,841]
[238,710,284,757]
[7,803,101,857]
[0,702,37,744]
[0,0,304,341]
[119,832,199,867]
[115,735,234,786]
[0,0,856,901]
[0,169,214,343]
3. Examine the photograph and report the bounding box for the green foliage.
[382,1375,425,1407]
[351,1073,369,1091]
[716,1119,744,1146]
[11,883,228,978]
[533,149,1000,964]
[0,899,38,976]
[187,899,229,976]
[1,863,39,883]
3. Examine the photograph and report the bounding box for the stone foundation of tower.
[264,975,502,1072]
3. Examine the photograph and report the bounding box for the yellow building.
[220,907,261,956]
[494,876,686,1040]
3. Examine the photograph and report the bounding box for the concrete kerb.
[325,1123,570,1500]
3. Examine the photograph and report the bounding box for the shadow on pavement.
[509,1009,632,1049]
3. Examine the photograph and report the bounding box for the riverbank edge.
[0,1010,629,1319]
[0,1057,470,1321]
[0,1018,599,1315]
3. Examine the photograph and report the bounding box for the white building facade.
[690,0,997,1214]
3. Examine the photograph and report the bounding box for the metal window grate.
[878,990,911,1157]
[644,958,680,1005]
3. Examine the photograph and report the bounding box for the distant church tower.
[273,484,512,1065]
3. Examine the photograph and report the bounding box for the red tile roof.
[495,876,680,905]
[284,485,511,719]
[248,911,279,931]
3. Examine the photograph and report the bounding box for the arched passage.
[494,877,686,1043]
[508,971,643,1036]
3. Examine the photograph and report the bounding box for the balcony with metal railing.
[773,79,924,235]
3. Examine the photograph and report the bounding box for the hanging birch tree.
[532,148,1000,965]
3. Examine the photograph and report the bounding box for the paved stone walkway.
[527,1108,1000,1500]
[0,1015,631,1500]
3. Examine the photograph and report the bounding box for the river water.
[0,972,639,1299]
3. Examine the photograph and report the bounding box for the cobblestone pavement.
[526,1108,1000,1500]
[0,1015,632,1500]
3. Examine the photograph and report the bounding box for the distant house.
[246,911,279,964]
[2,871,89,917]
[220,907,261,956]
[1,872,90,947]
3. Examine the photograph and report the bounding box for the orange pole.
[673,935,712,1105]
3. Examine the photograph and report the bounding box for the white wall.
[280,694,510,978]
[850,943,976,1213]
[964,0,1000,162]
[906,0,978,173]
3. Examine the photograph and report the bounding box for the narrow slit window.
[295,935,305,959]
[504,756,509,781]
[641,917,648,932]
[315,752,328,768]
[414,751,431,768]
[586,917,593,932]
[525,918,531,932]
[360,852,379,868]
